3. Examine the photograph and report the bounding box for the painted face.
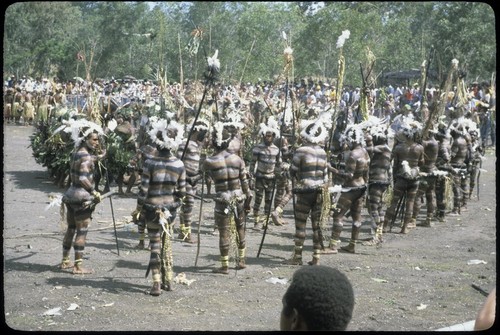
[263,131,274,146]
[85,133,100,151]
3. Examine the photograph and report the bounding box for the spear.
[419,46,434,105]
[257,32,291,258]
[239,37,257,87]
[326,30,350,156]
[180,49,219,161]
[194,171,205,266]
[256,84,285,258]
[104,158,120,255]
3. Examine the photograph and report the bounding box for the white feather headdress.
[212,121,232,147]
[449,117,470,136]
[192,118,210,132]
[370,123,394,140]
[299,112,332,144]
[207,49,220,73]
[462,117,478,133]
[259,115,280,137]
[359,115,382,131]
[148,118,184,151]
[341,123,366,146]
[54,118,104,148]
[223,109,245,129]
[400,118,423,139]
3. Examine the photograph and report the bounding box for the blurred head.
[280,266,354,331]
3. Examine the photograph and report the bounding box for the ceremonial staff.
[358,47,375,123]
[422,58,459,138]
[181,49,219,265]
[257,31,293,258]
[419,46,434,106]
[194,171,205,266]
[476,158,482,201]
[256,85,286,258]
[180,49,219,161]
[327,30,350,157]
[104,157,120,255]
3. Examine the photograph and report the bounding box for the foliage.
[4,2,496,86]
[29,119,73,180]
[103,131,136,177]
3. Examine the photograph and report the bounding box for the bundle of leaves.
[103,131,136,178]
[29,119,73,182]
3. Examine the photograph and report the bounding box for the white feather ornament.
[148,118,184,151]
[107,119,118,132]
[207,49,220,72]
[259,115,280,137]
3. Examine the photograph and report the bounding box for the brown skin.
[474,287,496,330]
[280,305,308,331]
[61,132,101,275]
[203,142,251,273]
[383,132,424,234]
[326,140,370,253]
[366,136,392,242]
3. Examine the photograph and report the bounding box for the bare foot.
[72,267,94,275]
[340,245,355,253]
[212,267,229,274]
[283,257,303,265]
[150,282,162,296]
[161,282,173,292]
[362,238,380,246]
[321,247,338,254]
[271,211,284,226]
[307,258,319,265]
[59,261,73,270]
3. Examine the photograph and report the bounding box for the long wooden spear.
[180,49,219,161]
[257,31,292,258]
[326,30,350,156]
[239,37,257,87]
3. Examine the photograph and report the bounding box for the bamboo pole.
[239,38,257,86]
[178,32,184,89]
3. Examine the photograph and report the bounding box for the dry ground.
[3,124,497,331]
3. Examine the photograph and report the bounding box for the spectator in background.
[280,265,355,331]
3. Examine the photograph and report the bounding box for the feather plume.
[107,118,118,132]
[336,29,351,49]
[207,49,220,72]
[401,160,411,175]
[341,123,366,146]
[60,118,104,147]
[148,118,184,151]
[213,121,231,147]
[300,112,331,144]
[45,194,63,211]
[258,115,280,137]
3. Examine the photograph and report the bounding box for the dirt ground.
[3,124,497,332]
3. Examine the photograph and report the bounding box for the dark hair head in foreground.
[280,265,355,331]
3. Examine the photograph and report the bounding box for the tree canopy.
[3,1,496,87]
